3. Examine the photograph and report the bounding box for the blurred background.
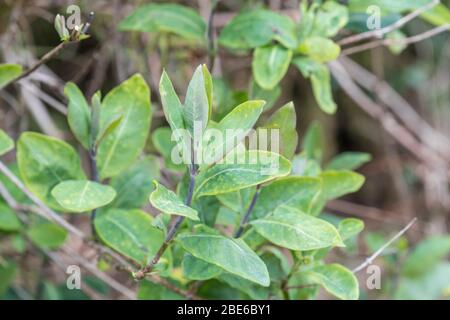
[0,0,449,300]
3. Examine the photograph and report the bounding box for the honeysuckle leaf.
[95,114,123,149]
[202,64,213,118]
[27,222,68,250]
[250,205,343,251]
[402,236,450,277]
[64,82,91,149]
[291,154,322,177]
[252,177,322,218]
[0,202,21,231]
[216,187,256,215]
[298,37,341,63]
[51,180,116,213]
[338,218,364,241]
[152,127,184,171]
[150,181,199,221]
[17,132,86,211]
[293,57,337,114]
[310,1,349,38]
[182,253,222,280]
[108,155,160,209]
[219,9,297,50]
[320,170,365,200]
[96,74,152,179]
[118,3,206,42]
[251,81,281,112]
[177,233,270,286]
[258,102,298,159]
[94,209,166,266]
[326,152,372,170]
[218,273,269,299]
[201,100,265,166]
[0,129,14,156]
[302,264,359,300]
[252,44,292,90]
[348,0,430,13]
[0,63,22,89]
[194,150,291,198]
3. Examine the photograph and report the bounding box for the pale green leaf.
[0,129,14,156]
[338,218,364,241]
[0,63,22,89]
[320,170,365,200]
[94,209,165,266]
[182,253,222,280]
[298,37,341,63]
[51,180,116,213]
[177,233,270,286]
[150,181,199,221]
[64,82,91,149]
[96,74,152,179]
[302,121,324,162]
[219,9,297,49]
[216,187,256,215]
[0,202,21,231]
[27,222,68,250]
[251,205,343,250]
[326,152,372,171]
[218,273,269,299]
[194,150,291,198]
[0,261,17,296]
[17,132,86,210]
[118,3,206,41]
[152,127,184,171]
[252,44,292,90]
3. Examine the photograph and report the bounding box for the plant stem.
[234,184,261,238]
[134,166,196,280]
[89,148,99,237]
[206,0,219,71]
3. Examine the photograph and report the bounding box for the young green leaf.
[302,264,359,300]
[216,187,256,215]
[94,209,165,266]
[194,150,291,198]
[152,127,184,171]
[252,44,293,90]
[64,82,91,149]
[159,71,186,139]
[177,233,270,286]
[0,202,21,232]
[219,9,297,50]
[95,114,123,149]
[298,37,341,63]
[96,74,152,179]
[0,63,22,89]
[108,155,160,209]
[291,153,322,176]
[251,81,281,112]
[51,180,117,213]
[250,205,343,251]
[0,129,14,156]
[118,3,206,42]
[17,132,86,210]
[320,170,365,200]
[202,64,213,118]
[326,152,372,170]
[338,218,364,241]
[27,222,68,250]
[150,181,199,221]
[252,176,322,218]
[182,253,222,280]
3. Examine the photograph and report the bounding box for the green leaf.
[150,181,199,221]
[298,37,341,63]
[118,3,206,42]
[96,74,152,179]
[293,57,337,114]
[302,264,359,300]
[152,127,184,171]
[182,253,222,280]
[218,273,269,299]
[17,132,86,210]
[138,279,184,300]
[183,65,210,139]
[27,222,68,249]
[51,180,116,213]
[202,65,213,118]
[291,153,322,177]
[95,114,123,149]
[219,9,297,50]
[216,187,256,215]
[258,102,298,159]
[177,233,270,286]
[94,209,165,266]
[194,150,291,198]
[201,100,265,165]
[251,81,281,112]
[108,155,160,209]
[326,152,372,170]
[252,176,322,218]
[320,170,365,200]
[349,0,430,13]
[302,121,324,162]
[420,4,450,27]
[302,1,349,38]
[0,202,21,231]
[252,44,292,90]
[338,218,364,241]
[0,261,17,296]
[402,236,450,277]
[0,63,22,89]
[64,82,91,149]
[250,205,343,251]
[0,129,14,156]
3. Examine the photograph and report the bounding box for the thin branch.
[341,24,449,56]
[338,0,440,46]
[352,218,417,273]
[149,275,201,300]
[234,184,261,238]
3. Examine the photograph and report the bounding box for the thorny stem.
[234,184,261,238]
[134,165,197,280]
